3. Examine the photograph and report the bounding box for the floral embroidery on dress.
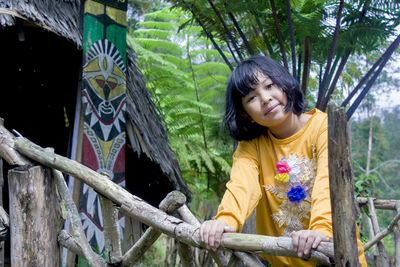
[263,145,317,236]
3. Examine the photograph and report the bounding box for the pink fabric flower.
[276,161,291,174]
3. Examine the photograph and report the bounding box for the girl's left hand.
[290,230,328,258]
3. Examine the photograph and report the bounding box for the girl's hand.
[199,220,236,250]
[290,230,328,257]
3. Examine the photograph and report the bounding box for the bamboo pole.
[327,103,360,266]
[12,136,333,265]
[8,165,63,267]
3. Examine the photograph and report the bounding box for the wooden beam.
[357,198,400,210]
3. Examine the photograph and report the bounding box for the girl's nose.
[262,93,272,105]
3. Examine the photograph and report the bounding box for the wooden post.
[0,118,4,267]
[8,165,63,267]
[0,157,3,267]
[395,203,400,267]
[99,174,122,264]
[367,198,389,267]
[327,103,360,266]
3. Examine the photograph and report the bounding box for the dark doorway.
[0,20,82,266]
[0,21,82,157]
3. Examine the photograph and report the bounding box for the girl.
[199,55,366,266]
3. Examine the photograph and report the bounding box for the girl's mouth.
[265,104,279,115]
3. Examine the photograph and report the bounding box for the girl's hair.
[223,55,305,141]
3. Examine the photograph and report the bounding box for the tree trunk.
[269,0,288,69]
[316,0,344,109]
[301,36,312,102]
[285,0,296,79]
[366,106,374,177]
[8,165,63,267]
[327,103,360,266]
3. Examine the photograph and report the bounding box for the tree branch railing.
[0,123,333,266]
[1,115,400,266]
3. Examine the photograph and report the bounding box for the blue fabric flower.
[287,186,306,203]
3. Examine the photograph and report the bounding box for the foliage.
[127,2,400,262]
[167,0,400,115]
[128,6,234,205]
[140,234,167,266]
[350,105,400,257]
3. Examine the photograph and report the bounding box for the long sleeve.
[308,116,333,238]
[214,140,262,232]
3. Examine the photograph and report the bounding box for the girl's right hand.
[199,220,236,250]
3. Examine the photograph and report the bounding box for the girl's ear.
[239,110,254,123]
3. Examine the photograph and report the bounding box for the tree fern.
[129,6,233,194]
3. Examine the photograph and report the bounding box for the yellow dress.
[215,109,367,266]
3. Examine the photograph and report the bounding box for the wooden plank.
[75,0,128,259]
[327,103,360,266]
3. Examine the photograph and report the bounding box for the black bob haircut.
[223,55,305,141]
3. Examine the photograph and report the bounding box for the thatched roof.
[0,0,82,47]
[0,0,191,199]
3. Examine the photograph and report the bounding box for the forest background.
[126,0,400,264]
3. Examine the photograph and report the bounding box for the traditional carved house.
[0,0,190,265]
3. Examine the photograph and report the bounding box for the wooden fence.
[0,104,398,266]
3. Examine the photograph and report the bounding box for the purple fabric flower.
[287,186,306,203]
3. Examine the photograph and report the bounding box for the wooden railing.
[0,105,398,267]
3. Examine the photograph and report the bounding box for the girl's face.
[241,72,290,129]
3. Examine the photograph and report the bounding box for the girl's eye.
[247,95,256,103]
[266,83,274,89]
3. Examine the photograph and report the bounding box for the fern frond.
[135,38,183,56]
